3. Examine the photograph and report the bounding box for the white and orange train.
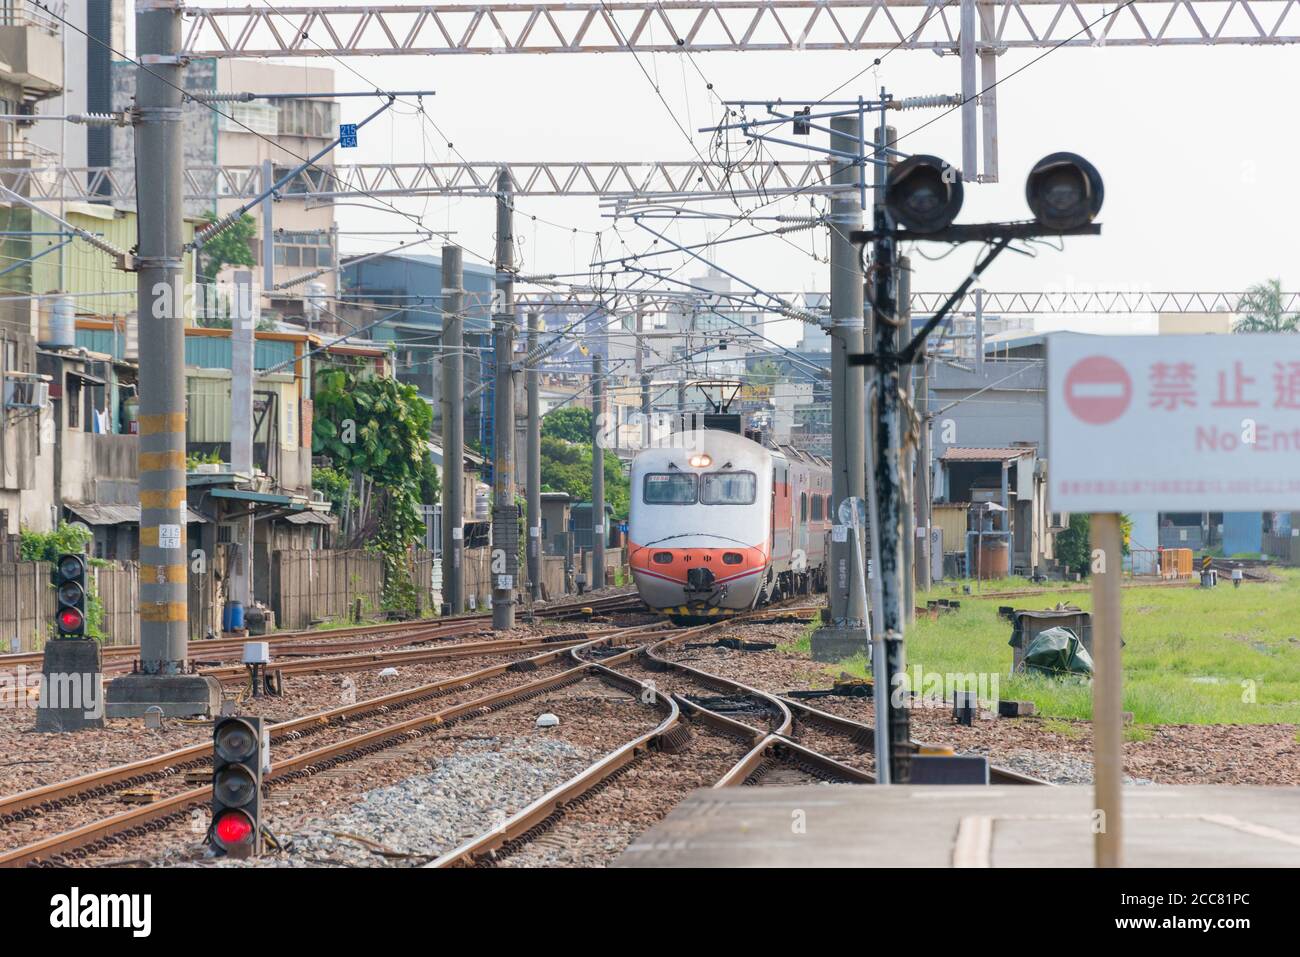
[628,428,832,621]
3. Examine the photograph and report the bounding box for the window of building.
[273,230,333,269]
[811,495,823,521]
[65,373,81,430]
[277,99,340,139]
[800,492,808,521]
[217,102,279,136]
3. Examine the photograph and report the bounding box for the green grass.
[834,570,1300,726]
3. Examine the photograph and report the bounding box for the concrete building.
[112,58,341,324]
[339,250,495,434]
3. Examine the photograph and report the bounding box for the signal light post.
[211,715,267,859]
[851,140,1104,785]
[36,553,104,732]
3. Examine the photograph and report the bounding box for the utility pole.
[913,266,933,594]
[261,159,274,290]
[229,271,255,613]
[491,169,518,630]
[811,112,867,662]
[898,250,916,624]
[526,311,542,602]
[107,0,219,717]
[869,110,912,783]
[591,353,606,590]
[440,246,465,614]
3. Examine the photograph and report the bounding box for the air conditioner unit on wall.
[3,376,49,410]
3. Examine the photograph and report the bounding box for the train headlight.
[688,454,711,468]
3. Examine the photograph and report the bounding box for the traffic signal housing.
[1025,152,1104,230]
[885,154,964,234]
[211,715,265,858]
[53,553,86,638]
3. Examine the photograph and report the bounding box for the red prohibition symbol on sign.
[1064,355,1132,424]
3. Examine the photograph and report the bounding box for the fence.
[268,549,386,631]
[94,562,139,646]
[1264,533,1300,566]
[0,560,142,651]
[0,561,50,653]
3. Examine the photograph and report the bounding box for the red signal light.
[214,810,255,846]
[58,608,83,632]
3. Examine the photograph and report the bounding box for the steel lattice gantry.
[0,160,835,202]
[180,1,1300,56]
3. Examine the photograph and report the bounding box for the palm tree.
[1233,279,1299,333]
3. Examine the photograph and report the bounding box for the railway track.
[0,589,647,671]
[431,607,1046,867]
[0,615,671,867]
[0,590,649,706]
[1,597,1044,868]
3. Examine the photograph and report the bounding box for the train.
[628,428,832,620]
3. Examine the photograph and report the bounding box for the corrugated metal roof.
[939,446,1036,462]
[283,511,336,525]
[67,504,210,524]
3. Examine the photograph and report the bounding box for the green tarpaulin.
[1020,625,1094,677]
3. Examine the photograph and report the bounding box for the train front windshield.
[700,471,756,505]
[643,473,698,504]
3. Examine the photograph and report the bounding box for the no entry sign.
[1047,333,1300,511]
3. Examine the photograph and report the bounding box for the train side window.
[811,495,822,521]
[800,492,808,521]
[643,473,697,504]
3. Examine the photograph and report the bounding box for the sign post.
[1048,332,1300,867]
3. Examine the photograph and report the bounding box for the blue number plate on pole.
[339,123,358,148]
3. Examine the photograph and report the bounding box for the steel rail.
[0,589,646,669]
[0,624,659,823]
[428,664,682,867]
[0,623,673,866]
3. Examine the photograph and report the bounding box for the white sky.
[130,9,1298,347]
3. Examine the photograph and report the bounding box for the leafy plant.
[1234,279,1299,333]
[541,406,593,444]
[197,211,256,283]
[19,523,106,639]
[186,449,223,471]
[539,434,629,517]
[312,369,433,615]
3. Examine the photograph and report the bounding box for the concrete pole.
[261,159,275,291]
[677,377,687,429]
[229,271,255,611]
[869,111,911,781]
[134,3,188,673]
[526,311,542,602]
[816,113,866,647]
[641,373,651,449]
[492,169,517,630]
[898,253,915,624]
[914,345,933,592]
[591,354,606,589]
[974,287,985,372]
[108,1,220,717]
[440,246,464,614]
[1091,511,1124,867]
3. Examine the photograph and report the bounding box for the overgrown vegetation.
[838,571,1300,725]
[1052,513,1133,576]
[19,523,106,639]
[312,369,434,616]
[539,407,630,516]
